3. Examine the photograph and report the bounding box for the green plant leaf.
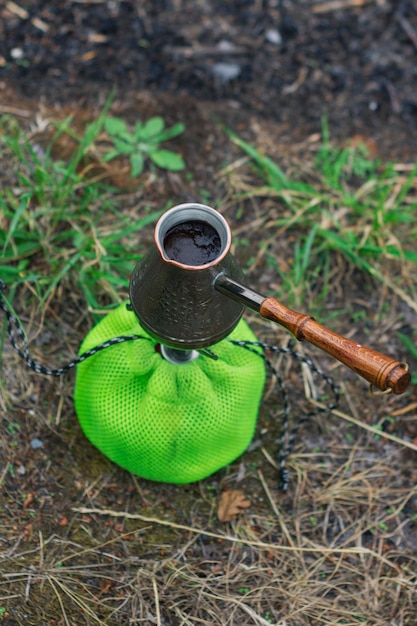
[149,149,185,171]
[113,138,135,155]
[130,152,144,177]
[104,117,128,136]
[137,117,165,140]
[101,149,122,163]
[154,122,185,142]
[114,131,136,144]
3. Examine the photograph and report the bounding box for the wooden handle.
[260,298,411,395]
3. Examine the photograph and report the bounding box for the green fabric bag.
[74,303,266,483]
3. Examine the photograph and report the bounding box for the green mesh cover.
[74,303,265,484]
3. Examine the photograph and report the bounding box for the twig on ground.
[5,1,28,19]
[258,470,296,549]
[200,591,279,626]
[71,506,404,570]
[312,0,376,13]
[152,577,162,626]
[391,402,417,416]
[308,401,417,453]
[397,13,417,51]
[0,105,33,118]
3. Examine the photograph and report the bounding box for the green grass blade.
[396,163,417,205]
[102,210,165,245]
[397,332,417,366]
[226,127,316,197]
[226,128,289,185]
[1,193,31,253]
[41,250,84,304]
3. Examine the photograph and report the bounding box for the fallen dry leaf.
[217,489,251,522]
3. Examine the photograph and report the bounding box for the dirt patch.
[1,0,417,160]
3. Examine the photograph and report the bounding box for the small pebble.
[17,465,26,475]
[216,40,234,52]
[30,438,44,450]
[10,48,24,60]
[212,62,241,82]
[265,29,282,45]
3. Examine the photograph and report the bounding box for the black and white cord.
[0,280,147,376]
[228,339,340,491]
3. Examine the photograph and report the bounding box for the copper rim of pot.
[154,202,231,270]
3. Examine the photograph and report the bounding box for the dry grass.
[1,97,417,625]
[1,435,417,625]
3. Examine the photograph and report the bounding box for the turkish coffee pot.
[129,203,410,395]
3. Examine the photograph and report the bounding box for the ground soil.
[1,1,417,625]
[1,0,417,161]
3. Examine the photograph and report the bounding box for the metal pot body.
[129,204,245,349]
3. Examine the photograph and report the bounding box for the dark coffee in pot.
[163,220,222,266]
